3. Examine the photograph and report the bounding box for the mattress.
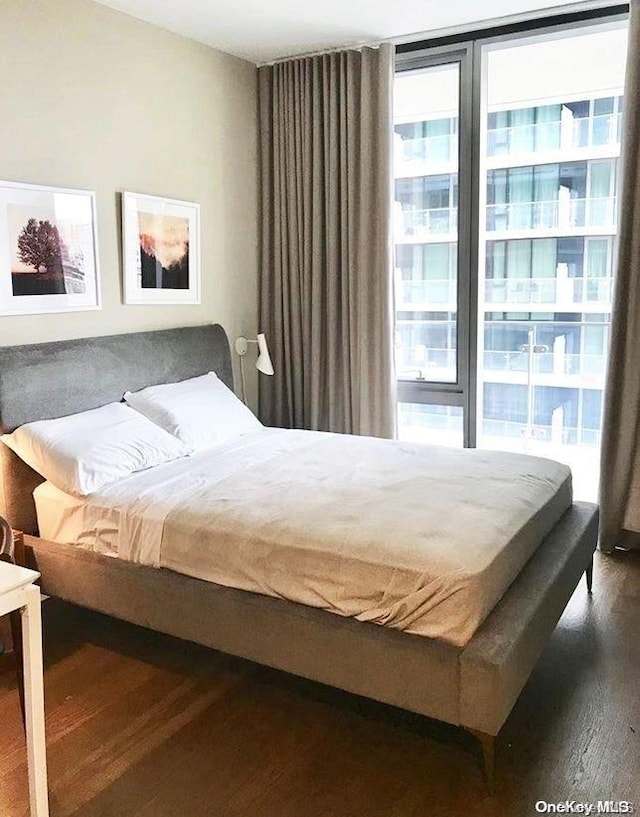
[33,427,572,646]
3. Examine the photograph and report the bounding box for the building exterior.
[394,73,624,498]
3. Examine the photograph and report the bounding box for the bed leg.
[585,556,594,594]
[468,729,496,795]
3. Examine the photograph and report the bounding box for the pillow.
[124,372,262,451]
[1,402,189,496]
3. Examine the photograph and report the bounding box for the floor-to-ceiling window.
[394,14,628,501]
[395,57,467,447]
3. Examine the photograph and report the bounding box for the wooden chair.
[0,517,26,726]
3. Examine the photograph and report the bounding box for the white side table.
[0,561,49,817]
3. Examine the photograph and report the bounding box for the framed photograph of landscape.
[122,191,200,305]
[0,180,100,316]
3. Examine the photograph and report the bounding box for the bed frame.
[0,324,598,792]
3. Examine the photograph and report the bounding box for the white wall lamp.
[235,333,274,402]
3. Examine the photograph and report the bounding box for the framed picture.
[0,181,100,316]
[122,191,200,305]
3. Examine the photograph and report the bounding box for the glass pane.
[532,239,556,278]
[479,25,628,502]
[394,62,460,383]
[535,104,561,151]
[585,238,610,298]
[397,403,464,448]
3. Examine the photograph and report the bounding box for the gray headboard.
[0,323,233,534]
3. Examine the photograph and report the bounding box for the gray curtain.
[599,1,640,552]
[258,44,396,438]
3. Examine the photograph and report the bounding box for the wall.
[0,0,259,405]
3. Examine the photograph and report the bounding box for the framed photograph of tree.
[0,180,100,316]
[122,192,200,305]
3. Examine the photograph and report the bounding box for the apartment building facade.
[394,73,624,498]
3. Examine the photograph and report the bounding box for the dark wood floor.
[0,550,639,817]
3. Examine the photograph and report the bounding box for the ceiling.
[93,0,606,63]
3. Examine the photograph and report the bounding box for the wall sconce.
[235,333,274,403]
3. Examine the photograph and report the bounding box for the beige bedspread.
[35,429,572,646]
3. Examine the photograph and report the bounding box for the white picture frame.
[122,191,201,305]
[0,180,101,316]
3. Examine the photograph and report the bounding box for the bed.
[0,323,598,791]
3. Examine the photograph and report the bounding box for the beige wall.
[0,0,259,405]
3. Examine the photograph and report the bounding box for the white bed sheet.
[33,428,572,646]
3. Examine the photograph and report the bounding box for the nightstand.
[0,560,49,816]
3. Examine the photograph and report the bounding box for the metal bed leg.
[468,729,496,795]
[585,556,594,594]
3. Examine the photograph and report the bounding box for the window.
[394,60,463,387]
[394,16,628,499]
[478,25,626,501]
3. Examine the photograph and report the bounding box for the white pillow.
[124,372,262,451]
[1,402,190,496]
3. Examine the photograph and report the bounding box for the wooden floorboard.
[0,549,639,816]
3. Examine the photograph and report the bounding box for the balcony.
[571,112,622,150]
[396,277,457,308]
[484,275,613,308]
[480,319,608,387]
[396,313,609,388]
[394,133,457,172]
[395,274,612,310]
[485,276,557,305]
[481,418,601,448]
[395,113,621,172]
[487,112,621,160]
[396,346,457,383]
[486,195,617,235]
[397,344,607,384]
[396,207,458,241]
[397,196,617,242]
[482,348,607,380]
[572,276,614,304]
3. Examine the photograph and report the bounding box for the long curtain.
[258,44,396,438]
[598,1,640,552]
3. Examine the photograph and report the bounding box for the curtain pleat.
[598,1,640,552]
[258,44,396,438]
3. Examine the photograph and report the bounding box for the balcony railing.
[395,133,457,167]
[396,347,457,383]
[485,277,557,304]
[395,275,612,308]
[396,277,457,306]
[486,196,617,233]
[396,314,610,384]
[397,196,616,241]
[396,113,621,168]
[571,112,622,149]
[482,319,609,380]
[487,112,622,158]
[397,345,607,380]
[398,412,601,448]
[482,349,607,378]
[488,121,561,156]
[481,418,601,447]
[573,276,614,303]
[484,275,613,306]
[397,207,458,239]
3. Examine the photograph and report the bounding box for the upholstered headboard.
[0,323,233,534]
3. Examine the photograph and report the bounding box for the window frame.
[394,10,629,447]
[395,43,473,415]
